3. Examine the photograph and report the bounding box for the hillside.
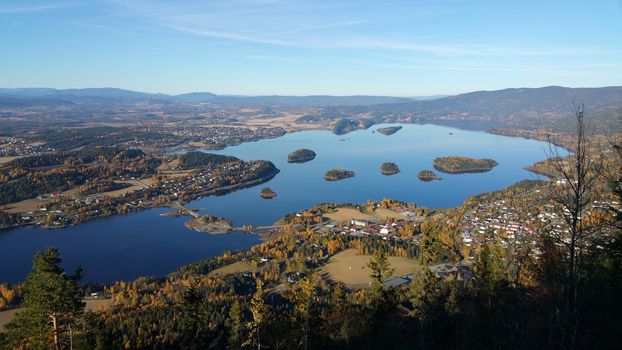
[327,86,622,132]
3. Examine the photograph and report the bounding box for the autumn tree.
[290,277,319,350]
[245,279,269,350]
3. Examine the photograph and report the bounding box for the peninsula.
[287,148,316,163]
[185,214,233,234]
[0,147,280,230]
[324,168,355,181]
[433,156,498,174]
[380,162,400,175]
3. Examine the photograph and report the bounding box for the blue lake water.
[0,124,565,283]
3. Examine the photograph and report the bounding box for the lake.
[0,124,565,283]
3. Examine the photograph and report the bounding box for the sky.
[1,0,621,96]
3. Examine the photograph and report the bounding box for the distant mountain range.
[1,86,620,131]
[0,87,414,107]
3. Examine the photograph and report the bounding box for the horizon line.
[0,84,620,98]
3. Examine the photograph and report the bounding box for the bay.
[0,124,566,283]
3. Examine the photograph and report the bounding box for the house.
[351,219,368,227]
[429,262,476,281]
[383,274,415,289]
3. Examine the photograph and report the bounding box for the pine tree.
[406,269,443,348]
[178,277,213,349]
[367,250,394,304]
[474,243,506,307]
[227,300,245,349]
[3,247,84,350]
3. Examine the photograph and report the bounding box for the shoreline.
[0,123,567,233]
[0,168,280,232]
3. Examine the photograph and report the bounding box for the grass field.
[319,249,420,290]
[0,298,113,332]
[156,158,180,171]
[96,179,153,198]
[374,208,407,220]
[0,199,45,214]
[323,207,407,223]
[246,113,328,132]
[324,208,376,222]
[0,156,23,166]
[208,261,256,277]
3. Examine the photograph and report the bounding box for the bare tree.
[545,104,604,350]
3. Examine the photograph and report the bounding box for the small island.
[418,170,442,181]
[185,214,233,234]
[380,162,400,175]
[377,126,402,135]
[259,187,277,199]
[433,156,498,174]
[324,168,355,181]
[287,148,316,163]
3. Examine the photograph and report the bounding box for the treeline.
[7,147,121,168]
[0,169,99,205]
[0,147,160,206]
[77,179,130,196]
[178,151,240,169]
[3,229,619,349]
[32,127,181,151]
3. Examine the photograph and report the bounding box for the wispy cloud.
[0,3,72,14]
[99,0,620,59]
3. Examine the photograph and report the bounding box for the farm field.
[323,208,376,222]
[319,249,420,290]
[323,207,406,222]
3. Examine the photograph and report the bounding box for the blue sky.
[1,0,621,96]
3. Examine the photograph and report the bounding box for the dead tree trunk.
[546,104,603,350]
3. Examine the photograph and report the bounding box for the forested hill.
[387,86,622,115]
[324,86,622,131]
